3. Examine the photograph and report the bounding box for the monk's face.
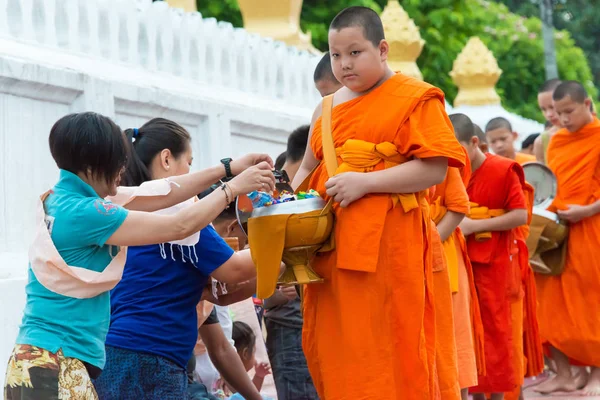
[537,91,561,128]
[485,127,517,158]
[554,95,594,133]
[315,78,342,97]
[328,27,388,93]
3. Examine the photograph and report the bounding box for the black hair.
[49,112,128,185]
[449,113,475,143]
[485,117,512,133]
[287,125,310,163]
[329,6,385,48]
[275,151,287,171]
[474,124,487,144]
[539,78,562,94]
[314,52,338,84]
[522,133,540,149]
[553,80,589,103]
[232,321,256,356]
[122,118,191,186]
[544,120,553,129]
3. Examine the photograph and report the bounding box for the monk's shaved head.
[539,78,562,94]
[485,117,512,133]
[329,6,385,48]
[474,124,487,144]
[449,113,475,143]
[314,52,338,84]
[553,80,589,103]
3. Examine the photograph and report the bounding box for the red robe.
[466,153,526,393]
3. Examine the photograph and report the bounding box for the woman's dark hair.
[122,118,191,186]
[232,321,256,355]
[49,112,127,185]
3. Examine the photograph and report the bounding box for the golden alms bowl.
[246,197,335,299]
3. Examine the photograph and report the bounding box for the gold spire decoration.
[237,0,319,54]
[381,0,425,80]
[451,37,502,107]
[166,0,197,13]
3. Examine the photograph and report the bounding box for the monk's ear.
[471,136,480,147]
[584,98,593,113]
[378,39,389,61]
[512,131,519,140]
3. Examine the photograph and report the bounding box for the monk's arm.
[364,157,448,194]
[292,102,323,190]
[437,211,465,241]
[463,209,528,234]
[533,136,545,163]
[557,199,600,223]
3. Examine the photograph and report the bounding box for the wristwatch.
[220,158,233,179]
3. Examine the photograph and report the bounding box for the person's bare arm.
[263,286,298,309]
[201,279,257,306]
[210,250,256,284]
[200,324,262,400]
[533,136,545,163]
[436,211,466,241]
[557,200,600,223]
[106,165,275,246]
[291,102,323,190]
[460,209,528,236]
[125,155,273,212]
[325,157,448,208]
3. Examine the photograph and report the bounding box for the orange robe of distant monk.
[429,154,484,393]
[536,118,600,367]
[515,152,536,165]
[302,74,465,400]
[467,154,527,393]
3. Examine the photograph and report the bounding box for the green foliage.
[196,0,597,122]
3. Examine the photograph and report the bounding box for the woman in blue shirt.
[4,113,274,400]
[92,118,268,400]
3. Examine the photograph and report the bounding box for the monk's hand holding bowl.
[325,172,368,208]
[557,204,592,224]
[227,162,276,196]
[230,153,274,176]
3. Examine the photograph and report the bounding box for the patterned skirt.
[4,344,99,400]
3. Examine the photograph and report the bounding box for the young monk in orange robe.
[429,146,485,400]
[473,125,489,153]
[534,81,600,395]
[485,116,544,400]
[450,113,528,400]
[534,79,563,164]
[291,7,466,399]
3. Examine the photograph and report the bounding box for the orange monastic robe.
[303,74,465,400]
[429,157,484,392]
[467,154,527,393]
[515,152,536,165]
[536,118,600,366]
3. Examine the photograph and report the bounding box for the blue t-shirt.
[17,170,128,369]
[106,225,234,368]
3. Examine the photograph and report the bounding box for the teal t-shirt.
[17,169,128,369]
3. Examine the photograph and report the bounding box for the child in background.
[216,321,272,398]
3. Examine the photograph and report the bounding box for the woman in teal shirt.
[4,112,274,400]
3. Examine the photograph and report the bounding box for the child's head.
[450,113,479,162]
[538,78,562,128]
[485,117,517,158]
[275,151,287,171]
[282,125,309,181]
[473,124,489,153]
[122,118,192,186]
[552,80,594,133]
[198,186,245,247]
[232,321,256,372]
[49,112,128,198]
[314,52,342,97]
[328,7,389,93]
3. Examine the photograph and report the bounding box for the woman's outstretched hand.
[230,154,274,176]
[228,162,276,197]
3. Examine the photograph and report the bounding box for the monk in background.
[534,79,563,164]
[452,113,528,400]
[429,131,485,400]
[313,51,341,98]
[485,117,536,165]
[535,81,600,395]
[484,118,544,400]
[292,6,465,399]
